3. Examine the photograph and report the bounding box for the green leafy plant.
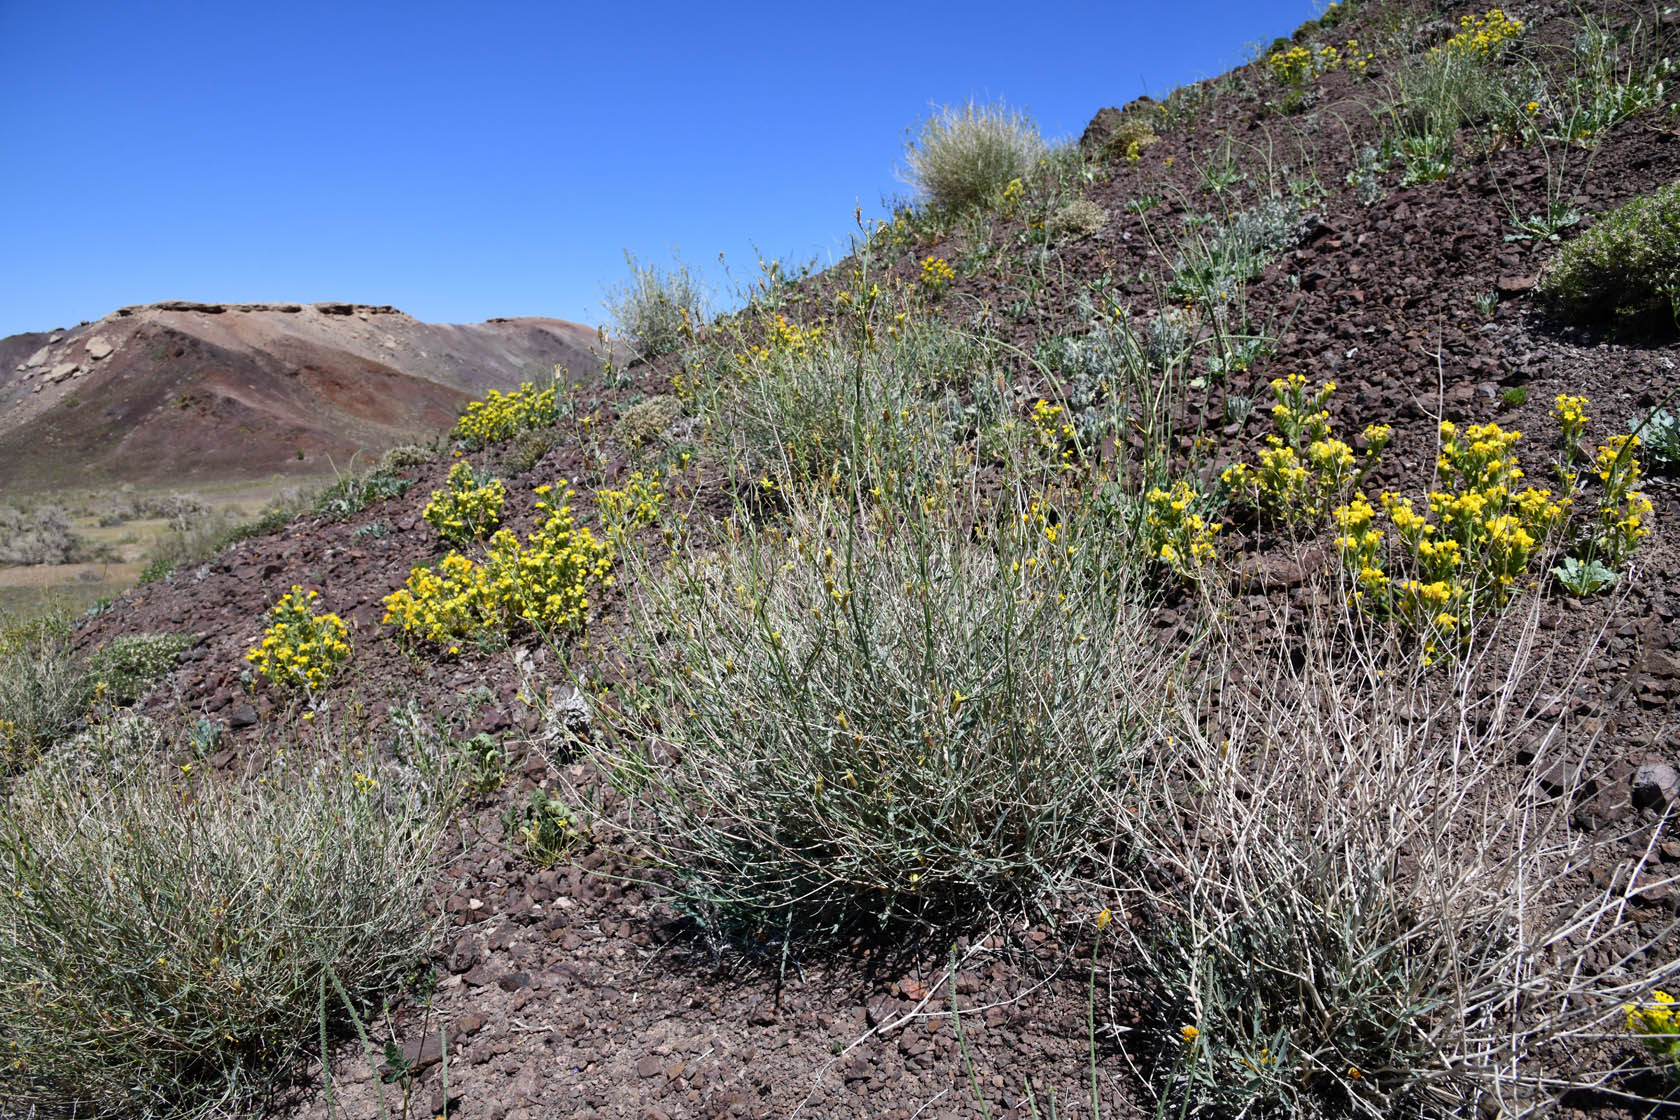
[1552,555,1617,595]
[1632,407,1680,469]
[313,465,412,521]
[503,788,577,866]
[84,632,198,705]
[1381,8,1526,186]
[1538,177,1680,335]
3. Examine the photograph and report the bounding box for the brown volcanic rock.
[0,302,609,491]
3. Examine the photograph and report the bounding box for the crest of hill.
[0,302,613,492]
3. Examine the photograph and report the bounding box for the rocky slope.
[42,0,1680,1117]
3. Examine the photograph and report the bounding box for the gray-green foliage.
[0,503,94,566]
[0,611,88,774]
[603,251,708,360]
[1,612,196,774]
[1048,198,1109,240]
[590,480,1163,938]
[0,716,447,1118]
[85,632,199,705]
[1169,195,1311,305]
[903,99,1047,212]
[702,317,998,494]
[1633,407,1680,468]
[1539,178,1680,334]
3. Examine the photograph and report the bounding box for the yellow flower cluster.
[1267,39,1373,85]
[1145,480,1222,578]
[1625,991,1680,1070]
[1594,434,1653,565]
[1431,8,1523,62]
[1333,420,1566,658]
[1030,399,1077,467]
[383,484,614,647]
[452,381,560,446]
[920,256,956,291]
[245,586,352,692]
[423,462,506,546]
[745,314,823,364]
[1222,377,1386,523]
[1001,177,1025,213]
[1269,45,1314,84]
[596,470,666,541]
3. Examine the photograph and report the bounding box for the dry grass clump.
[903,99,1047,212]
[0,610,195,775]
[1110,591,1679,1116]
[0,610,89,775]
[0,715,448,1118]
[698,314,999,495]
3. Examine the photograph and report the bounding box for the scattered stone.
[1632,763,1679,809]
[84,336,113,360]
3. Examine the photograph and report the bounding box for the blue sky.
[0,1,1319,338]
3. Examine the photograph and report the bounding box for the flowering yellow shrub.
[1268,45,1314,84]
[423,462,506,546]
[1145,480,1222,578]
[1333,420,1566,659]
[1625,990,1680,1075]
[384,484,613,648]
[452,382,559,446]
[920,256,956,291]
[1222,375,1388,524]
[1431,8,1522,62]
[596,470,666,541]
[246,587,352,691]
[1267,39,1373,85]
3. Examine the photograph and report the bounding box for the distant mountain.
[0,301,609,492]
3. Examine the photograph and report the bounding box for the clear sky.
[0,0,1319,339]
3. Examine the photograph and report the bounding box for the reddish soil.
[63,0,1680,1116]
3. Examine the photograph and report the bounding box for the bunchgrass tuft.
[590,476,1164,940]
[603,250,708,360]
[1112,587,1680,1116]
[0,715,448,1118]
[903,99,1047,213]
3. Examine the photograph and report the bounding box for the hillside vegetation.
[4,1,1680,1118]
